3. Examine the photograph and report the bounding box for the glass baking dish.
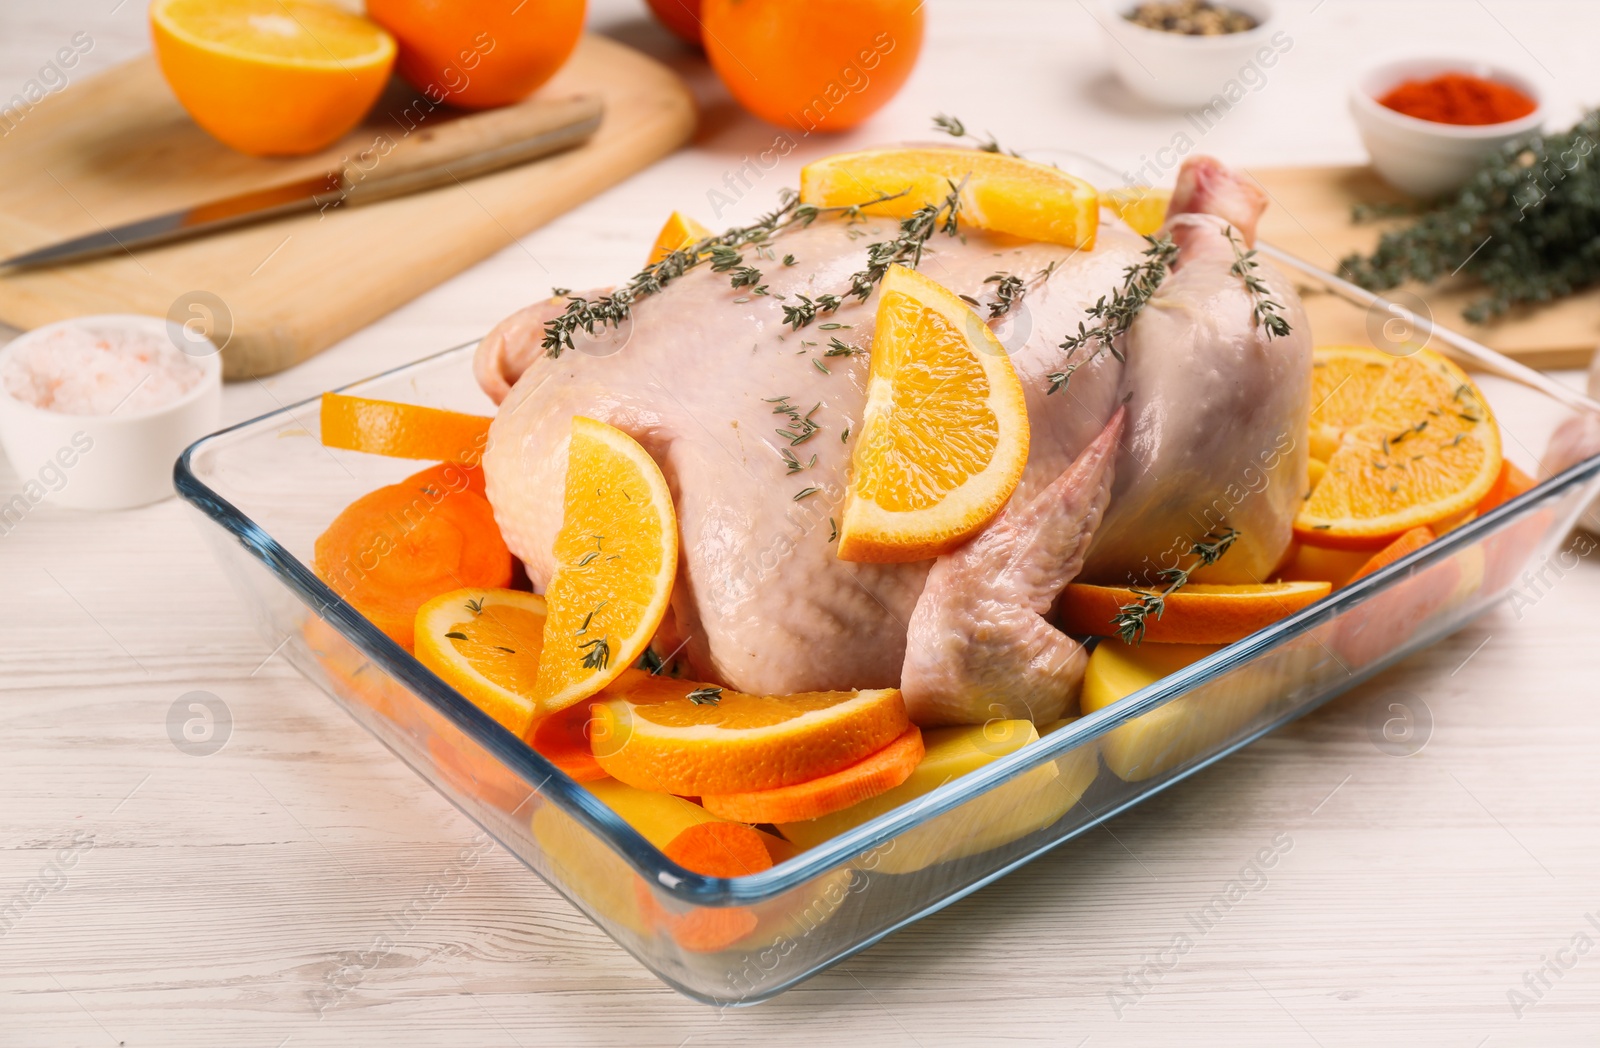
[176,298,1600,1005]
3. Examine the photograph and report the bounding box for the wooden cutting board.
[1248,165,1599,370]
[0,35,695,378]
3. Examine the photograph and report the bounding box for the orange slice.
[589,672,909,796]
[1058,581,1332,644]
[1296,347,1502,548]
[1306,345,1396,462]
[700,725,925,823]
[528,701,608,782]
[1103,186,1171,236]
[321,393,491,465]
[414,588,544,736]
[837,264,1030,563]
[530,418,678,718]
[151,0,395,156]
[647,211,712,265]
[799,147,1098,249]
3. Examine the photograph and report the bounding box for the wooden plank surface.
[4,1,1600,1045]
[0,35,695,378]
[1251,165,1600,369]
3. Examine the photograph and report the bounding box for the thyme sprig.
[781,182,966,332]
[1222,225,1291,339]
[1343,110,1600,323]
[1112,528,1240,644]
[983,272,1027,318]
[1047,234,1178,394]
[542,188,907,357]
[686,686,722,705]
[932,113,1018,156]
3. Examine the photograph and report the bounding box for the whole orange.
[645,0,703,45]
[365,0,587,110]
[700,0,924,132]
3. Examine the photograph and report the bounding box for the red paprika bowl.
[1351,57,1544,198]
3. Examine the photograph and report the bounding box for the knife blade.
[2,93,604,271]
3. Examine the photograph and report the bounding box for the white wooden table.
[4,2,1600,1044]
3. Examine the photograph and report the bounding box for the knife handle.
[339,93,604,204]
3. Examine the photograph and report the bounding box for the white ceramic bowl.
[1350,58,1544,198]
[0,314,222,511]
[1100,0,1283,110]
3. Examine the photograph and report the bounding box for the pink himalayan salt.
[1,325,205,416]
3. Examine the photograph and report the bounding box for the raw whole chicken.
[477,154,1311,726]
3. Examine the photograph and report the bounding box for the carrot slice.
[321,392,491,464]
[699,726,924,823]
[664,822,775,878]
[634,822,772,953]
[1474,459,1537,515]
[1346,526,1436,586]
[529,701,608,782]
[313,465,513,651]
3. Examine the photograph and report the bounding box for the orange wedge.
[1296,347,1502,548]
[321,393,491,465]
[799,147,1098,249]
[700,725,925,823]
[589,672,909,796]
[414,588,544,736]
[1058,581,1332,644]
[1103,186,1171,236]
[837,264,1030,563]
[151,0,395,156]
[530,418,678,718]
[647,211,712,265]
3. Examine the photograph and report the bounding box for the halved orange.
[414,588,544,736]
[530,418,678,718]
[1103,186,1171,236]
[589,671,909,796]
[647,211,712,265]
[837,264,1030,563]
[321,393,491,465]
[799,147,1099,249]
[151,0,395,156]
[1058,581,1332,644]
[1296,347,1502,548]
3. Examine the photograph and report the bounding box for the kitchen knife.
[1,93,604,271]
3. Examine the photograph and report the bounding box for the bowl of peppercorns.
[1100,0,1284,109]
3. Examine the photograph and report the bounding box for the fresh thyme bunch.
[1343,109,1600,324]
